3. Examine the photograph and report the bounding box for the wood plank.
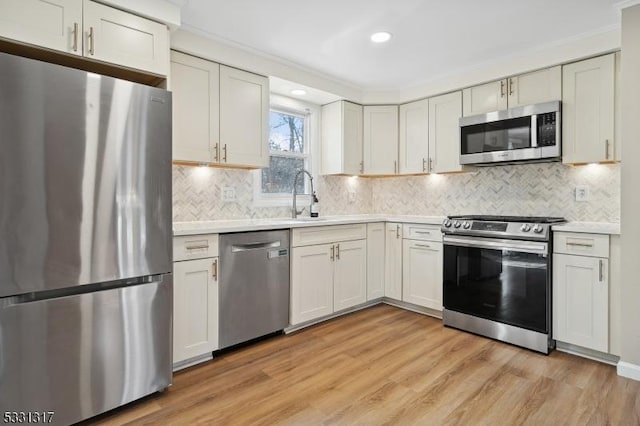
[88,305,640,425]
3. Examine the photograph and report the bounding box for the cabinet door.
[553,254,608,352]
[219,65,269,168]
[170,52,220,164]
[343,101,364,175]
[384,223,403,300]
[402,240,443,310]
[562,54,615,164]
[334,239,367,311]
[507,66,561,108]
[173,258,219,364]
[0,0,82,55]
[399,99,429,174]
[291,244,334,324]
[462,79,507,116]
[82,0,169,75]
[428,91,463,173]
[363,105,398,175]
[366,223,385,300]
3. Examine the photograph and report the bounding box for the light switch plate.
[575,185,590,202]
[222,186,237,202]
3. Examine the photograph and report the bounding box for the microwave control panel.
[537,112,557,147]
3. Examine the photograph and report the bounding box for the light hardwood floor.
[89,304,640,425]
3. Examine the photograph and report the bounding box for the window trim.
[253,98,318,208]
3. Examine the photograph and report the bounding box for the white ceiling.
[175,0,620,92]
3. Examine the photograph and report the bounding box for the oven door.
[443,235,550,333]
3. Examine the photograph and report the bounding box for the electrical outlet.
[575,185,590,202]
[222,186,236,202]
[348,191,356,203]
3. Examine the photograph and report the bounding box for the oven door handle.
[443,236,548,255]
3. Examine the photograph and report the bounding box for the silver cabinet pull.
[396,224,400,239]
[566,239,594,248]
[360,161,364,174]
[223,144,228,162]
[214,143,219,162]
[599,259,604,282]
[509,78,514,96]
[88,27,95,55]
[414,230,432,234]
[72,22,79,52]
[429,158,434,172]
[186,244,210,250]
[330,245,335,261]
[336,244,340,260]
[422,158,426,173]
[415,243,432,249]
[212,258,218,281]
[605,139,610,160]
[394,160,397,174]
[500,80,505,98]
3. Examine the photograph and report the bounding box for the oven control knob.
[453,221,461,228]
[520,224,531,232]
[443,219,452,228]
[463,221,471,229]
[533,224,544,233]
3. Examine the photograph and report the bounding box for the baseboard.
[172,353,213,372]
[285,299,383,333]
[617,361,640,381]
[382,298,443,319]
[555,341,619,366]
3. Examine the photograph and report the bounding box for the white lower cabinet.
[553,253,609,352]
[290,243,334,324]
[402,239,443,310]
[384,223,403,300]
[333,239,367,311]
[366,223,386,300]
[290,224,367,326]
[173,257,219,365]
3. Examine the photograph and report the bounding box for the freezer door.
[0,276,172,425]
[0,52,172,298]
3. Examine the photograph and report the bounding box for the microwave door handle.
[530,114,538,148]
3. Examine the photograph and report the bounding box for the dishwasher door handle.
[231,241,281,252]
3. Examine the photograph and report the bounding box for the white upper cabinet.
[321,101,363,175]
[219,65,269,168]
[171,53,269,168]
[399,99,429,174]
[171,52,220,164]
[428,91,463,174]
[82,0,168,75]
[462,79,507,116]
[507,66,561,108]
[562,53,617,164]
[363,105,399,175]
[463,66,562,116]
[0,0,82,55]
[0,0,169,76]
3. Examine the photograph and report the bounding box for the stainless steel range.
[441,215,565,354]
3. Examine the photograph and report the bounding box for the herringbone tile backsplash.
[173,162,619,223]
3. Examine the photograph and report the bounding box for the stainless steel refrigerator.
[0,52,173,425]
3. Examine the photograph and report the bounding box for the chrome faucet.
[292,169,314,219]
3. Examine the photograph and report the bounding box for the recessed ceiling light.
[370,31,392,43]
[291,89,307,96]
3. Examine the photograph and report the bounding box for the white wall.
[620,4,640,374]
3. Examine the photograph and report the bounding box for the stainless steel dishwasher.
[219,229,290,349]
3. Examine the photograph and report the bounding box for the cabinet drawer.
[173,234,219,261]
[554,232,609,258]
[402,224,442,242]
[292,224,366,247]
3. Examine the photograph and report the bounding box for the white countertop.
[552,222,620,235]
[174,215,620,236]
[173,214,445,236]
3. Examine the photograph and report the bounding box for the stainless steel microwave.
[459,101,561,166]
